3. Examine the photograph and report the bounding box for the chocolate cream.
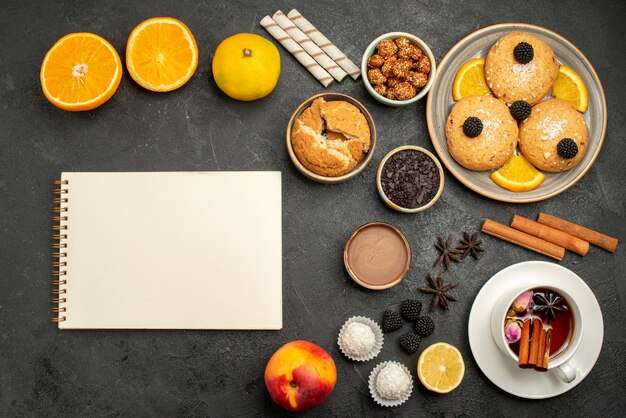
[346,224,409,287]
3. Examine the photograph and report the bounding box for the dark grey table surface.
[1,0,625,416]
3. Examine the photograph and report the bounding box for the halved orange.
[552,65,588,112]
[452,58,491,101]
[126,17,198,92]
[490,154,545,192]
[40,33,122,111]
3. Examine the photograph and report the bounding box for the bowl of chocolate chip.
[376,146,444,213]
[362,32,436,106]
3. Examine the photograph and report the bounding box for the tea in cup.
[491,286,583,383]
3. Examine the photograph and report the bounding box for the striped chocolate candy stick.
[287,9,361,80]
[260,16,333,87]
[272,10,347,82]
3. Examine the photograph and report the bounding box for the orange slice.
[452,58,491,101]
[126,17,198,92]
[417,342,465,394]
[552,65,588,112]
[490,154,545,192]
[40,33,122,111]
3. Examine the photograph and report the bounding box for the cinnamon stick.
[518,319,532,368]
[528,319,542,367]
[534,327,548,372]
[482,219,565,261]
[511,215,589,256]
[543,329,552,369]
[537,213,619,253]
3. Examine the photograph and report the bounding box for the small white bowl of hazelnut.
[361,32,436,107]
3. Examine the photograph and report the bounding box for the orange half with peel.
[490,154,545,192]
[40,32,122,111]
[126,17,198,92]
[452,58,491,101]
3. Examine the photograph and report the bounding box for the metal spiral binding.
[52,179,68,323]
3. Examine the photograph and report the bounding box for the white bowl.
[361,32,437,107]
[376,146,444,213]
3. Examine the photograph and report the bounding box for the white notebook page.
[57,172,282,329]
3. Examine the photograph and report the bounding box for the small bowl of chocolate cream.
[344,222,411,290]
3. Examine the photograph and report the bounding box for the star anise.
[456,232,485,260]
[434,235,463,270]
[419,273,459,311]
[533,291,568,323]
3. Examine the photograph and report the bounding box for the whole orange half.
[126,17,198,92]
[40,32,122,111]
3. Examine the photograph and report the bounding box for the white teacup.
[490,285,583,383]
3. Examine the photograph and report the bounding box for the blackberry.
[462,116,483,138]
[382,310,403,333]
[414,316,435,337]
[399,332,422,354]
[513,42,534,64]
[509,100,532,122]
[557,138,579,159]
[400,299,422,321]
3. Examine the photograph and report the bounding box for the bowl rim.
[343,221,412,290]
[425,22,608,203]
[361,31,437,106]
[376,145,445,213]
[285,92,377,184]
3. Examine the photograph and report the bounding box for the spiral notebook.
[52,172,282,329]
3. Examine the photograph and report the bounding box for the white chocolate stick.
[272,10,347,82]
[287,9,361,80]
[260,16,333,87]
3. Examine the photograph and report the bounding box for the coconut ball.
[376,363,412,399]
[341,322,376,357]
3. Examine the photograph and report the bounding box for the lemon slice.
[417,342,465,394]
[452,58,491,101]
[551,65,588,112]
[490,154,545,192]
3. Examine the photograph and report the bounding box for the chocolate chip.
[380,150,440,209]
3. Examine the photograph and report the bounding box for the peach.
[264,340,336,412]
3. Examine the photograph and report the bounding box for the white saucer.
[468,261,604,399]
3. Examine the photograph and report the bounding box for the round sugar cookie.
[519,98,588,172]
[446,96,518,171]
[485,32,558,105]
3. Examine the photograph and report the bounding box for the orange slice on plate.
[452,58,491,101]
[490,154,545,192]
[40,33,122,111]
[417,342,465,394]
[126,17,198,92]
[551,65,588,112]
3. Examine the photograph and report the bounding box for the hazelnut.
[407,71,428,89]
[407,45,423,60]
[380,56,397,77]
[386,77,401,88]
[392,59,413,80]
[376,39,398,58]
[393,82,417,101]
[367,54,385,68]
[394,37,412,48]
[367,68,387,85]
[373,84,388,97]
[416,55,431,74]
[397,45,413,60]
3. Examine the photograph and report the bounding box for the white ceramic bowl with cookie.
[286,92,377,184]
[362,32,437,107]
